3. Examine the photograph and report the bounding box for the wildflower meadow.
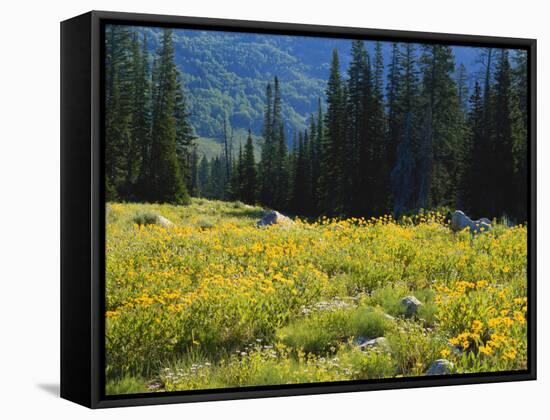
[105,199,528,394]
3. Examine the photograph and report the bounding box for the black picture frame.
[60,10,537,409]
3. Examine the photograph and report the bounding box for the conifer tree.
[174,75,196,193]
[456,63,469,115]
[461,81,484,213]
[230,144,244,200]
[197,154,210,197]
[148,29,189,204]
[308,114,319,214]
[259,82,274,205]
[419,45,462,209]
[241,130,257,204]
[346,40,368,214]
[134,33,152,201]
[512,50,528,221]
[318,49,346,214]
[291,132,310,213]
[274,122,289,209]
[391,43,420,215]
[189,146,199,196]
[105,25,133,200]
[492,48,522,218]
[369,41,390,215]
[386,42,403,180]
[272,78,289,209]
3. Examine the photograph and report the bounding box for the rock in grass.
[382,313,396,321]
[355,336,370,346]
[156,215,174,228]
[257,210,293,227]
[451,210,492,234]
[426,359,453,376]
[401,296,422,318]
[358,337,391,352]
[133,212,174,228]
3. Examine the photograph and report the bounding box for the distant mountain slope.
[136,26,481,142]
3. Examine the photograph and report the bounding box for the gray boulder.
[133,212,174,228]
[257,210,293,227]
[355,336,370,346]
[358,337,391,352]
[401,296,423,318]
[451,210,492,234]
[426,359,453,376]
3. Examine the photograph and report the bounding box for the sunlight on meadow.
[105,199,527,394]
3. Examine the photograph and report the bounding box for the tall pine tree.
[147,29,189,204]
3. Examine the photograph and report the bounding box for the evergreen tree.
[148,29,189,204]
[470,48,496,217]
[418,45,462,209]
[492,49,522,218]
[135,33,152,201]
[512,50,528,221]
[241,130,258,204]
[346,40,368,214]
[174,75,196,194]
[369,41,390,215]
[455,63,470,208]
[105,25,133,200]
[273,121,289,209]
[456,63,469,115]
[461,81,484,214]
[386,42,403,181]
[197,154,210,197]
[230,144,244,200]
[189,146,199,196]
[259,82,275,205]
[308,114,319,214]
[290,132,309,213]
[318,49,346,214]
[272,78,289,209]
[391,43,420,216]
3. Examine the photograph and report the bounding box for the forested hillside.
[134,27,481,139]
[105,24,528,221]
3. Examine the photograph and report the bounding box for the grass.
[277,306,394,354]
[104,199,528,394]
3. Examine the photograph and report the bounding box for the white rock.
[156,215,174,228]
[451,210,492,234]
[257,210,293,227]
[358,337,391,352]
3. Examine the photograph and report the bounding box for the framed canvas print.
[60,10,536,408]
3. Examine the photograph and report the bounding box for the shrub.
[386,320,447,376]
[132,211,158,226]
[339,347,397,379]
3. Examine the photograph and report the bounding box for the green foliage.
[339,347,397,379]
[386,320,447,376]
[277,306,393,354]
[105,27,193,204]
[240,130,258,204]
[132,211,159,226]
